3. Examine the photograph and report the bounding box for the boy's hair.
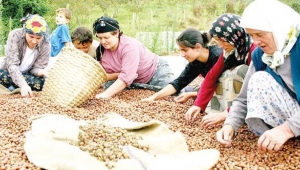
[56,8,72,20]
[71,26,93,45]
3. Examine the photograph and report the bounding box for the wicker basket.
[41,47,107,107]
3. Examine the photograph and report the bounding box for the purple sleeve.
[118,43,140,86]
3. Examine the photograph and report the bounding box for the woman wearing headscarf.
[216,0,300,152]
[93,16,174,98]
[0,14,50,97]
[184,13,256,127]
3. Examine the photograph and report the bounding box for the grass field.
[42,0,252,55]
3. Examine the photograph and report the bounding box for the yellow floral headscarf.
[25,14,48,36]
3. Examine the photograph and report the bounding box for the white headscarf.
[240,0,300,69]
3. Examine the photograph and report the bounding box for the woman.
[71,26,99,60]
[142,28,221,102]
[0,14,50,97]
[185,13,256,127]
[217,0,300,152]
[93,16,174,98]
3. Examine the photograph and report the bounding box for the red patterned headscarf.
[209,13,251,63]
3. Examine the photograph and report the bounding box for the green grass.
[41,0,254,55]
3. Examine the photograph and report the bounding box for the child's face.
[73,40,92,54]
[55,13,69,25]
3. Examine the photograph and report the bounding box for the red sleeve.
[194,53,225,111]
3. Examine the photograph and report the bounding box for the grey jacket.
[0,28,50,87]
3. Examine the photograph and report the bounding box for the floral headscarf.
[240,0,300,69]
[24,14,48,37]
[209,13,251,68]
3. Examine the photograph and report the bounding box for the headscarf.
[240,0,300,69]
[93,16,119,34]
[209,13,251,70]
[23,14,48,37]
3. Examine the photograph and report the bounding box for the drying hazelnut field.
[1,87,300,169]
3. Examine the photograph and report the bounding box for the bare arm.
[188,92,197,98]
[174,91,197,103]
[106,73,120,81]
[142,84,177,101]
[96,79,127,98]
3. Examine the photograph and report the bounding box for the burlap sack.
[123,145,220,170]
[96,113,189,154]
[24,113,220,170]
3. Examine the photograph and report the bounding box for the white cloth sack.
[24,113,220,170]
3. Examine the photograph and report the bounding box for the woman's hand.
[216,125,235,147]
[174,92,193,103]
[95,92,111,99]
[141,95,156,102]
[257,122,294,152]
[20,84,33,97]
[200,110,228,128]
[38,69,48,77]
[184,105,201,124]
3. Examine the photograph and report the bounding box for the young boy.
[71,26,99,60]
[47,8,72,70]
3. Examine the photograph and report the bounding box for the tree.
[0,0,4,53]
[1,0,48,42]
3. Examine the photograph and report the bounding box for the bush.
[1,0,48,44]
[290,1,300,13]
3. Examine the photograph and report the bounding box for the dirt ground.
[1,87,300,169]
